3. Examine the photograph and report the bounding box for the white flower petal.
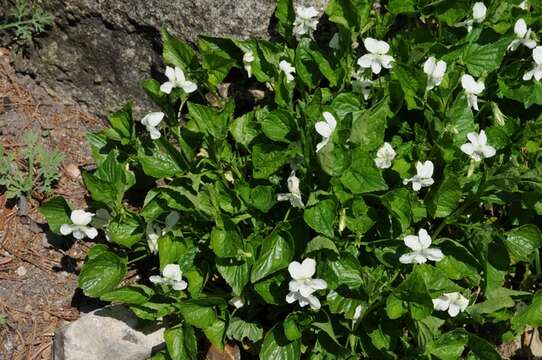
[163,264,182,281]
[160,81,174,94]
[71,209,94,226]
[432,296,450,311]
[404,235,423,251]
[322,112,337,131]
[423,247,445,262]
[83,227,98,239]
[418,229,432,248]
[315,121,332,138]
[60,224,73,235]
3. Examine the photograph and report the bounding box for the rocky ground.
[0,48,103,359]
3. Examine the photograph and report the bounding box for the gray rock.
[14,0,328,116]
[54,305,164,360]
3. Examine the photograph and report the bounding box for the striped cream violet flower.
[508,19,536,51]
[357,38,394,74]
[243,51,255,78]
[160,66,197,94]
[285,258,327,310]
[374,142,396,169]
[293,6,319,38]
[457,2,487,32]
[279,60,296,82]
[433,292,469,317]
[523,46,542,81]
[461,74,485,111]
[149,264,187,291]
[399,229,444,264]
[460,130,496,161]
[141,112,165,140]
[277,171,304,208]
[315,112,337,153]
[60,209,98,240]
[403,160,434,191]
[423,57,447,90]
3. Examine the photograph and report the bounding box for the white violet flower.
[399,228,444,264]
[315,112,337,153]
[279,60,296,82]
[146,212,179,254]
[423,57,447,90]
[519,1,529,10]
[159,66,197,94]
[523,46,542,81]
[457,2,487,32]
[460,130,496,161]
[508,19,537,51]
[243,51,255,78]
[461,74,485,111]
[374,142,396,169]
[293,6,319,38]
[229,296,245,309]
[60,209,98,240]
[146,223,161,254]
[403,160,434,191]
[141,112,165,140]
[357,38,394,74]
[433,292,469,317]
[149,264,188,291]
[277,171,304,208]
[285,258,327,310]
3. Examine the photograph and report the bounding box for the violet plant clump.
[41,1,542,358]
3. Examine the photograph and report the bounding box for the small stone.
[63,163,81,179]
[15,266,27,277]
[54,305,165,360]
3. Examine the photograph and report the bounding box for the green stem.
[0,20,34,31]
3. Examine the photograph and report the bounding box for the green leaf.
[444,94,475,144]
[100,285,154,305]
[178,299,221,329]
[164,325,198,360]
[107,212,144,248]
[251,230,294,283]
[436,239,481,286]
[340,148,388,194]
[78,248,127,297]
[260,109,293,142]
[137,138,185,178]
[82,152,136,208]
[303,199,337,238]
[104,103,135,144]
[252,143,293,179]
[498,79,542,108]
[325,0,370,33]
[187,101,234,139]
[318,142,351,177]
[230,111,261,148]
[39,196,71,234]
[462,38,510,77]
[503,225,542,263]
[304,236,340,256]
[198,36,241,87]
[254,272,289,304]
[203,319,226,350]
[512,290,542,331]
[274,0,295,38]
[349,98,390,149]
[250,185,277,212]
[161,28,198,70]
[429,331,468,360]
[426,174,462,218]
[210,217,244,258]
[260,324,301,360]
[217,256,252,296]
[391,64,425,110]
[321,253,363,289]
[388,0,417,13]
[227,317,264,343]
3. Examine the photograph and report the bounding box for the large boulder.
[14,0,327,115]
